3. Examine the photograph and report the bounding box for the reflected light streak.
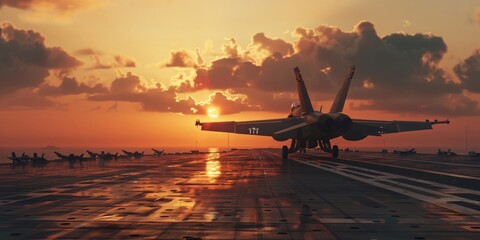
[206,148,221,182]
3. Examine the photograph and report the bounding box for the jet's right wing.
[344,119,449,140]
[196,117,304,140]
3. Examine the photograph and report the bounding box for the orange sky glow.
[0,0,479,153]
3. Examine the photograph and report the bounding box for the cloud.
[88,72,258,114]
[73,48,102,56]
[222,38,241,58]
[0,0,98,12]
[0,0,105,23]
[0,22,82,94]
[114,55,136,68]
[38,76,108,96]
[168,21,477,116]
[162,50,197,68]
[454,49,480,93]
[87,54,136,70]
[251,32,294,56]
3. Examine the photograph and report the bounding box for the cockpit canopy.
[289,102,302,117]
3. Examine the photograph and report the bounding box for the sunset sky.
[1,0,479,151]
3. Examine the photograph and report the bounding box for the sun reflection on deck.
[206,148,221,182]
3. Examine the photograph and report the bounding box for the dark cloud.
[109,72,146,94]
[454,49,480,93]
[88,72,257,114]
[38,76,108,96]
[0,22,82,94]
[169,21,477,116]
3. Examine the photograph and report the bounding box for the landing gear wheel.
[332,145,339,158]
[282,146,289,159]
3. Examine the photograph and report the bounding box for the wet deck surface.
[0,149,479,239]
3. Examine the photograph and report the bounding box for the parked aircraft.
[393,148,417,155]
[98,151,118,160]
[122,150,144,159]
[152,148,164,156]
[196,66,449,158]
[30,153,48,164]
[437,149,457,156]
[86,150,99,158]
[8,152,30,164]
[54,152,84,161]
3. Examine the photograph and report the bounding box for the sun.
[207,106,220,118]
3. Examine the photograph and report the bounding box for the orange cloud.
[88,72,258,115]
[162,50,197,68]
[0,0,103,14]
[38,76,108,96]
[86,54,136,70]
[251,32,294,56]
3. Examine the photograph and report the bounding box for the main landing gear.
[282,139,339,159]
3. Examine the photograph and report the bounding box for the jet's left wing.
[196,117,304,140]
[346,119,449,138]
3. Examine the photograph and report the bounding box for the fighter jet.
[54,152,84,161]
[393,148,417,155]
[98,151,118,160]
[86,150,99,158]
[122,150,144,159]
[195,66,449,158]
[8,152,30,164]
[152,148,164,156]
[30,153,48,164]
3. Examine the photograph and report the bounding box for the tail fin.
[33,153,38,158]
[11,152,16,158]
[41,153,44,158]
[329,65,356,113]
[294,67,314,114]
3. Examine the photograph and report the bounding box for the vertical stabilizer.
[294,67,314,114]
[329,65,355,113]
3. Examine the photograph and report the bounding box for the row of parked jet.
[8,152,48,164]
[8,148,165,164]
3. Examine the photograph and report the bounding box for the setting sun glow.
[207,107,220,118]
